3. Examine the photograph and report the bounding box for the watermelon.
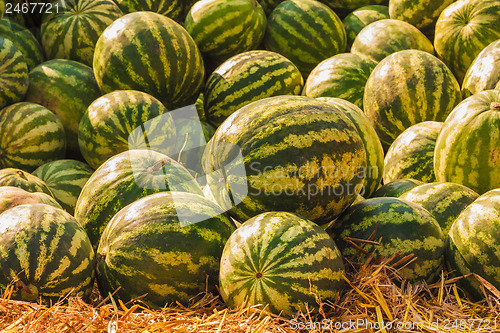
[264,0,346,77]
[364,49,462,150]
[351,19,434,63]
[40,0,123,67]
[97,191,236,308]
[320,0,388,18]
[0,18,44,71]
[74,149,203,248]
[342,5,389,50]
[371,179,424,198]
[0,102,66,172]
[219,211,344,317]
[204,50,303,127]
[0,186,61,214]
[388,0,455,35]
[328,197,445,283]
[0,169,54,197]
[462,39,500,98]
[0,37,28,110]
[24,59,102,155]
[78,90,176,170]
[383,121,443,184]
[0,203,94,303]
[113,0,183,22]
[400,182,479,234]
[318,97,384,198]
[93,11,204,110]
[203,95,367,225]
[184,0,266,61]
[434,0,500,84]
[434,90,500,194]
[32,160,94,215]
[303,53,377,109]
[446,189,500,300]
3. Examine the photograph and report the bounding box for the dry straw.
[1,241,500,332]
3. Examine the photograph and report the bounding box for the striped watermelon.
[32,160,94,215]
[328,197,445,283]
[0,169,54,197]
[318,97,384,198]
[94,11,204,110]
[434,90,500,194]
[113,0,183,22]
[303,53,377,109]
[364,50,462,150]
[0,37,28,110]
[383,121,443,184]
[351,19,434,63]
[24,59,101,155]
[320,0,388,18]
[40,0,123,67]
[184,0,266,61]
[264,0,346,77]
[388,0,455,35]
[434,0,500,84]
[203,95,367,225]
[462,39,500,98]
[78,90,175,170]
[371,178,424,198]
[220,211,344,316]
[74,149,203,248]
[400,182,479,234]
[0,102,66,172]
[446,189,500,300]
[0,186,61,214]
[97,191,236,308]
[0,170,54,198]
[204,50,303,127]
[342,5,389,50]
[0,18,44,71]
[0,203,94,303]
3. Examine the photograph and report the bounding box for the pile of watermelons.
[0,0,500,316]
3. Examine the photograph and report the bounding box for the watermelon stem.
[150,159,171,172]
[491,102,500,111]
